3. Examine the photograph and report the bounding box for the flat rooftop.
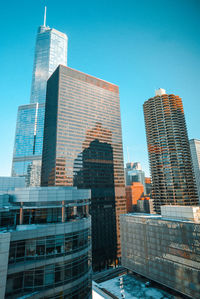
[121,204,200,223]
[121,212,200,224]
[93,274,175,299]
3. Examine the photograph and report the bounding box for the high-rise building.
[0,186,91,298]
[41,65,126,270]
[143,89,198,213]
[190,139,200,202]
[125,162,146,194]
[30,10,68,104]
[12,8,68,186]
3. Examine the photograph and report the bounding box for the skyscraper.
[125,162,146,194]
[143,88,198,213]
[30,9,68,104]
[190,139,200,202]
[41,65,126,270]
[12,8,68,185]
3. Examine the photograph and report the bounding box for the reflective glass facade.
[125,163,146,194]
[143,92,198,213]
[0,177,25,192]
[12,103,45,186]
[0,187,92,298]
[41,65,126,270]
[12,24,68,186]
[120,212,200,299]
[30,26,68,104]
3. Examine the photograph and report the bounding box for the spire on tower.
[43,6,47,27]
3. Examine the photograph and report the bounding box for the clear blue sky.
[0,0,200,177]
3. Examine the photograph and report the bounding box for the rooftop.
[93,274,174,299]
[121,206,200,224]
[155,88,166,96]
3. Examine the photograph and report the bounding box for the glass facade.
[125,164,146,194]
[41,65,126,270]
[190,139,200,202]
[143,92,198,213]
[0,176,25,191]
[12,103,45,186]
[12,24,68,186]
[30,26,68,104]
[0,187,92,298]
[9,229,89,264]
[6,254,89,296]
[120,213,200,299]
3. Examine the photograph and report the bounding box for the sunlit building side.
[41,65,126,270]
[143,89,198,213]
[12,12,68,186]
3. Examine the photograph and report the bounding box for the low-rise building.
[120,206,200,299]
[92,273,176,299]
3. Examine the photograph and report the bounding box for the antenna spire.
[43,6,47,27]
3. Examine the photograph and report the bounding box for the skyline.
[1,0,200,177]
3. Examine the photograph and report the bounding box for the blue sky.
[0,0,200,176]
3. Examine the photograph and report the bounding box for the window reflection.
[9,229,90,264]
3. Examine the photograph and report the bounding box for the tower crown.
[155,88,166,96]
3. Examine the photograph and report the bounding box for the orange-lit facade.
[145,177,151,184]
[41,65,126,270]
[125,186,133,213]
[143,91,198,213]
[140,196,150,201]
[125,182,144,212]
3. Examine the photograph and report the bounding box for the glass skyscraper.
[30,25,68,104]
[125,162,146,194]
[41,65,127,270]
[12,18,68,186]
[143,88,198,213]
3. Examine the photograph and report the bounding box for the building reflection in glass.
[12,103,45,186]
[12,22,68,186]
[41,65,127,270]
[73,124,117,270]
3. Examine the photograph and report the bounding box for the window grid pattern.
[9,229,90,264]
[6,253,90,297]
[42,66,127,269]
[143,94,198,213]
[121,214,200,299]
[30,26,68,104]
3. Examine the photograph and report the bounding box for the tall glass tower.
[30,22,67,103]
[41,65,127,270]
[12,8,68,186]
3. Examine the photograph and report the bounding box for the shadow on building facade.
[73,123,117,271]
